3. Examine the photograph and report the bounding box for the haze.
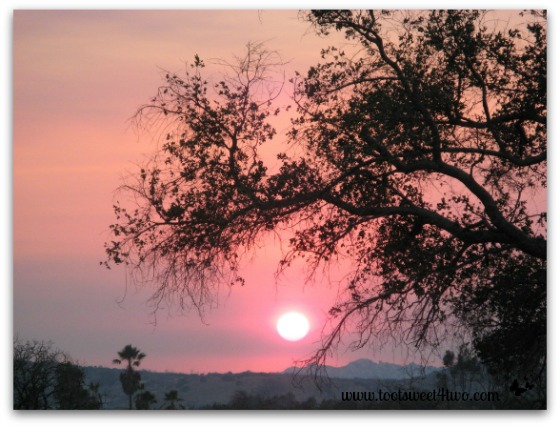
[13,9,389,374]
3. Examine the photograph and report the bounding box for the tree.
[161,389,185,410]
[113,344,146,409]
[440,345,483,393]
[135,384,157,410]
[454,250,546,388]
[105,11,546,379]
[54,362,103,409]
[13,339,67,409]
[13,338,102,410]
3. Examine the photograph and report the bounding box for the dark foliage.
[161,389,185,409]
[54,362,103,409]
[13,339,102,410]
[113,344,146,409]
[135,384,157,410]
[105,11,546,385]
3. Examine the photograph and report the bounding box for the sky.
[12,8,395,374]
[4,1,560,425]
[10,4,556,379]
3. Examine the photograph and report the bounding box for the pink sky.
[5,5,559,427]
[13,8,548,375]
[13,9,401,373]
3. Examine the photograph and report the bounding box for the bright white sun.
[276,312,310,341]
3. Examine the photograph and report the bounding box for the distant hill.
[84,359,441,409]
[283,358,440,380]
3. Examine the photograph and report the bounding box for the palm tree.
[135,384,157,410]
[162,389,184,410]
[113,345,146,409]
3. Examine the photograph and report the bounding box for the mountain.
[84,359,442,409]
[83,366,375,409]
[283,358,440,380]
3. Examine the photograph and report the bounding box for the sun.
[276,312,310,341]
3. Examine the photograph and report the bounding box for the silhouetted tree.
[87,382,104,409]
[13,339,66,409]
[113,344,145,409]
[456,255,546,389]
[13,338,102,410]
[105,11,546,379]
[54,362,103,409]
[161,389,185,409]
[135,384,157,410]
[440,345,482,393]
[442,350,455,369]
